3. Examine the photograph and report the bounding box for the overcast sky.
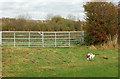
[0,0,119,21]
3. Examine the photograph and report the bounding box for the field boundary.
[0,31,84,47]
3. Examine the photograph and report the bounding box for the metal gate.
[0,31,84,47]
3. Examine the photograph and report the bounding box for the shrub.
[83,2,118,45]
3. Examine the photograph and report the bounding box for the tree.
[118,1,120,45]
[45,14,53,20]
[67,14,76,21]
[16,14,32,20]
[75,20,82,31]
[83,1,118,45]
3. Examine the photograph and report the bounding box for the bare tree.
[67,14,76,21]
[16,13,32,20]
[45,14,53,20]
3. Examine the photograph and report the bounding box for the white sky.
[0,0,119,21]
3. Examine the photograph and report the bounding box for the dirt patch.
[41,50,53,53]
[36,49,42,50]
[67,52,72,54]
[51,73,57,76]
[36,49,45,52]
[40,66,55,70]
[92,62,95,65]
[31,51,37,53]
[22,59,30,63]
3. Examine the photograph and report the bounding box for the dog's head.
[93,54,95,58]
[87,54,90,58]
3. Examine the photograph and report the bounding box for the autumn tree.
[118,1,120,45]
[83,1,118,45]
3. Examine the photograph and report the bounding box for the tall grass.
[99,34,118,50]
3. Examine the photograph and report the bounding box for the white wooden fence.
[0,31,84,47]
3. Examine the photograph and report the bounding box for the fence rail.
[0,31,84,47]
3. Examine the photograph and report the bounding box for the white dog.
[87,53,95,61]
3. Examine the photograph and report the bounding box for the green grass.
[2,46,118,77]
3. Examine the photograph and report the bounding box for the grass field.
[2,46,118,77]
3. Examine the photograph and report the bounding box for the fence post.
[55,32,56,47]
[69,32,70,47]
[29,32,30,47]
[0,31,2,47]
[82,32,84,43]
[42,32,44,47]
[14,32,15,47]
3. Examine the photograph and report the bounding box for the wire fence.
[0,31,84,47]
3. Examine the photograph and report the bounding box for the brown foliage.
[84,2,118,45]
